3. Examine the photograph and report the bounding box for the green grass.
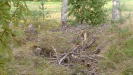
[123,67,133,75]
[100,19,133,75]
[26,1,61,11]
[122,38,133,57]
[106,37,133,62]
[26,1,61,23]
[102,37,133,75]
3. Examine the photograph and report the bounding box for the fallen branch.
[58,46,80,65]
[81,38,96,51]
[58,53,70,65]
[52,46,59,63]
[58,38,96,65]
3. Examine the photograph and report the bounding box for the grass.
[100,15,133,75]
[103,38,133,75]
[25,1,61,27]
[106,38,133,63]
[27,2,61,11]
[26,1,61,19]
[8,1,133,75]
[122,38,133,57]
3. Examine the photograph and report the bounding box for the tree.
[112,0,121,21]
[61,0,68,28]
[68,0,107,25]
[0,0,28,72]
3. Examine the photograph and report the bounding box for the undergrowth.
[100,17,133,75]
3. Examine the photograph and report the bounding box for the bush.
[69,0,108,25]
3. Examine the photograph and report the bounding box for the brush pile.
[31,25,109,75]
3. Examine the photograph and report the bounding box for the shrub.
[69,0,108,25]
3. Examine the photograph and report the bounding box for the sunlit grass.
[26,1,61,25]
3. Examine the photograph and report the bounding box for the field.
[26,1,61,20]
[4,0,133,75]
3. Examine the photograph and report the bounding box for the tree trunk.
[61,0,68,28]
[112,0,121,21]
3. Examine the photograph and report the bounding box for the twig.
[81,38,96,51]
[58,38,96,65]
[58,53,70,65]
[58,46,79,65]
[52,46,59,63]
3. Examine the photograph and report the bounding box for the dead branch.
[52,46,59,63]
[81,38,96,51]
[58,38,96,65]
[58,45,80,65]
[58,53,70,65]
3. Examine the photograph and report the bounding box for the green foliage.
[69,0,108,25]
[0,0,29,73]
[0,0,12,66]
[11,0,29,26]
